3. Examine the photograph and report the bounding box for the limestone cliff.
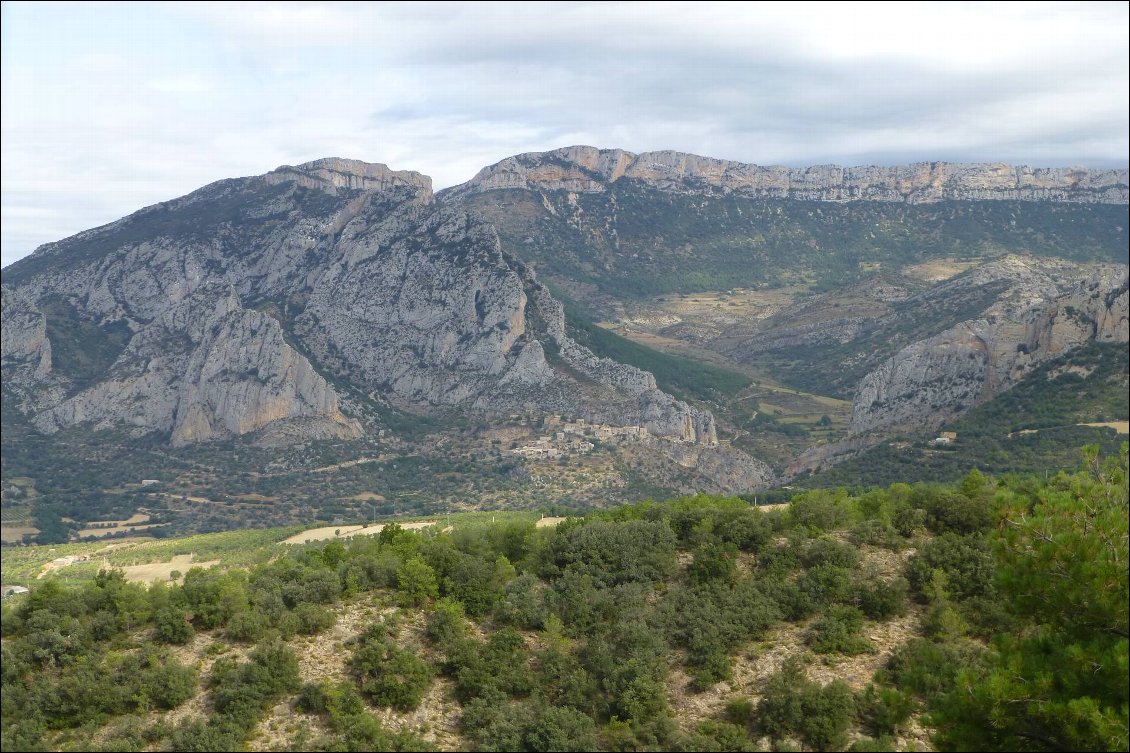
[0,285,65,411]
[29,284,360,446]
[849,263,1129,435]
[448,145,1129,204]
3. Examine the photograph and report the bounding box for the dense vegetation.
[3,445,1125,751]
[797,342,1129,488]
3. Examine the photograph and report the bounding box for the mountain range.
[2,148,1127,542]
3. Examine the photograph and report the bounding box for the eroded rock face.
[294,200,717,444]
[850,264,1129,435]
[30,284,360,446]
[449,145,1129,204]
[0,285,65,411]
[1,285,52,380]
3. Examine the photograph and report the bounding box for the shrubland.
[1,445,1125,752]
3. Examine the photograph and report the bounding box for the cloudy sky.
[2,1,1127,267]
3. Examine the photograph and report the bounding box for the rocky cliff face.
[0,285,64,410]
[1,157,719,453]
[849,261,1129,435]
[29,283,360,446]
[447,145,1129,204]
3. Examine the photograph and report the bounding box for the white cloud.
[2,1,1126,267]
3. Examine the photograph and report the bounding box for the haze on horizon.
[2,1,1128,267]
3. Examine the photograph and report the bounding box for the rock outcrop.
[0,285,66,411]
[850,263,1129,435]
[1,285,52,382]
[447,145,1129,204]
[29,283,360,446]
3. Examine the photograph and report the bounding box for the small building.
[938,431,957,441]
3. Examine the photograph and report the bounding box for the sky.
[2,1,1128,267]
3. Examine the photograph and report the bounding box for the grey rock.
[31,283,360,445]
[850,262,1129,435]
[447,145,1129,204]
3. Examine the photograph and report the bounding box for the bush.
[688,543,738,584]
[723,697,755,727]
[880,638,986,700]
[918,482,994,535]
[715,508,773,552]
[426,597,468,647]
[139,654,198,710]
[540,519,677,588]
[789,491,853,533]
[806,605,873,655]
[905,533,994,601]
[154,607,194,645]
[673,720,756,751]
[850,520,903,549]
[890,506,927,537]
[802,538,861,569]
[351,634,433,710]
[396,557,439,607]
[855,577,909,620]
[224,610,269,642]
[848,736,897,752]
[857,684,915,736]
[498,573,549,630]
[758,659,856,751]
[292,603,336,635]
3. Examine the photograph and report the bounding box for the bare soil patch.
[120,554,220,583]
[281,520,437,545]
[1080,420,1129,434]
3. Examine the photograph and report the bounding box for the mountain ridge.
[443,145,1130,204]
[2,148,1127,539]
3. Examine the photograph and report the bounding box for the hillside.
[2,447,1126,752]
[790,342,1129,489]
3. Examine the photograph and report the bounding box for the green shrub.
[498,573,548,630]
[396,557,439,607]
[154,607,194,645]
[789,491,852,533]
[224,610,269,642]
[806,605,873,655]
[723,697,755,727]
[880,638,986,700]
[857,684,915,736]
[292,603,336,635]
[758,659,856,751]
[850,520,903,549]
[351,633,433,711]
[905,533,994,601]
[855,577,909,620]
[688,542,738,584]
